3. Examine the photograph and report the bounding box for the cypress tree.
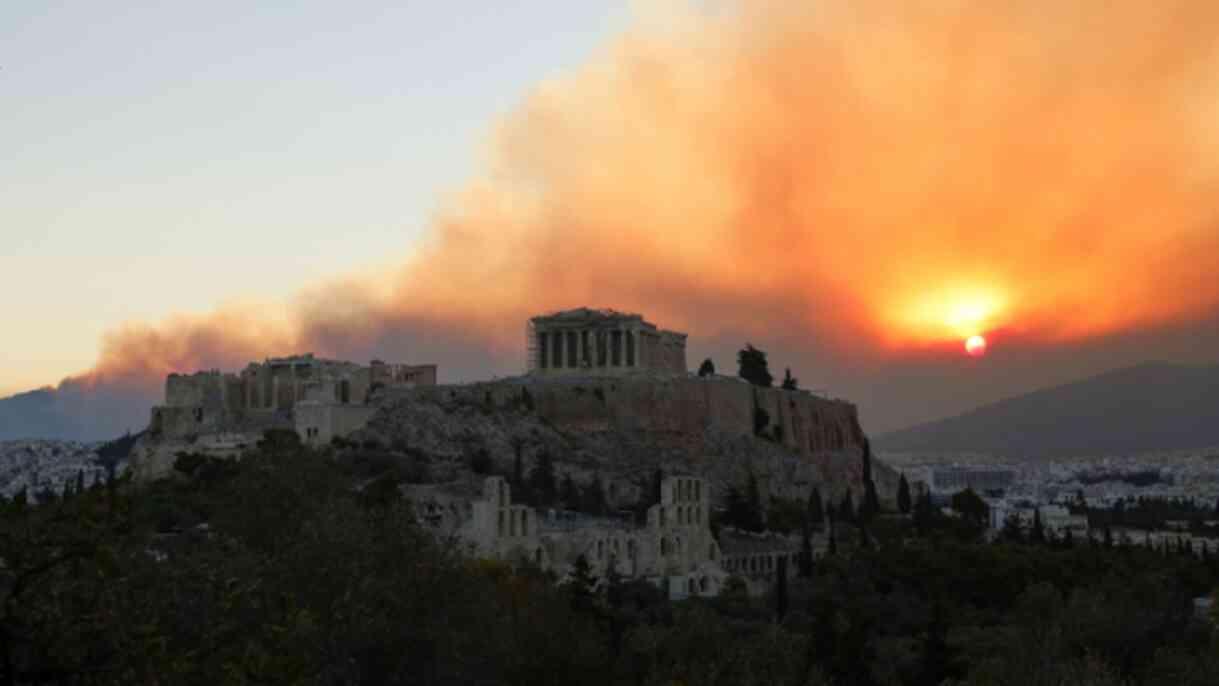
[567,555,598,613]
[897,474,912,515]
[775,556,789,622]
[861,440,880,521]
[808,487,825,530]
[512,440,524,488]
[799,522,814,577]
[780,368,798,390]
[745,472,765,532]
[838,489,855,523]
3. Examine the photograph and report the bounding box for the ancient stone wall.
[295,402,378,445]
[458,475,726,599]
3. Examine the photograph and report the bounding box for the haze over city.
[5,0,1219,437]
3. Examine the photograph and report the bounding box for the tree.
[838,489,855,523]
[566,554,598,613]
[781,368,798,390]
[746,473,764,531]
[860,441,881,521]
[799,523,814,578]
[753,405,771,438]
[999,512,1025,543]
[808,487,825,530]
[1030,508,1045,544]
[913,490,936,533]
[827,514,838,556]
[775,555,789,622]
[737,344,773,387]
[951,488,988,528]
[859,524,873,550]
[897,474,912,514]
[725,476,764,532]
[580,476,606,516]
[918,597,958,685]
[697,358,716,377]
[512,439,525,487]
[527,451,557,507]
[560,473,580,510]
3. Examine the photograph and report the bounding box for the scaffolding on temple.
[524,319,540,374]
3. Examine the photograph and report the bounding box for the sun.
[965,335,987,357]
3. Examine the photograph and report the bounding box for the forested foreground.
[2,433,1219,685]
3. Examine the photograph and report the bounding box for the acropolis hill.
[130,308,896,511]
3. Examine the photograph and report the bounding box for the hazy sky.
[1,1,628,396]
[4,1,1219,438]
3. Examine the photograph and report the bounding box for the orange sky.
[64,0,1219,431]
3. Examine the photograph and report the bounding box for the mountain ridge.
[875,361,1219,458]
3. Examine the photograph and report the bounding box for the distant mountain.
[0,381,154,442]
[875,362,1219,458]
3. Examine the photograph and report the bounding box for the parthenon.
[526,308,687,376]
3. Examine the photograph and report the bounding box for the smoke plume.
[11,0,1219,438]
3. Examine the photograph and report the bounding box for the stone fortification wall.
[295,403,378,445]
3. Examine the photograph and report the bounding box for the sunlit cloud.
[28,0,1219,435]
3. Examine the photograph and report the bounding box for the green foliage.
[738,343,773,387]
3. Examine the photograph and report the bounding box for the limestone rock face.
[358,375,897,509]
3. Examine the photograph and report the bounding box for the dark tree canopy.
[897,474,913,514]
[951,488,989,528]
[737,344,773,388]
[808,487,825,529]
[697,358,716,377]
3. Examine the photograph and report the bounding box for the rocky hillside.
[355,374,898,509]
